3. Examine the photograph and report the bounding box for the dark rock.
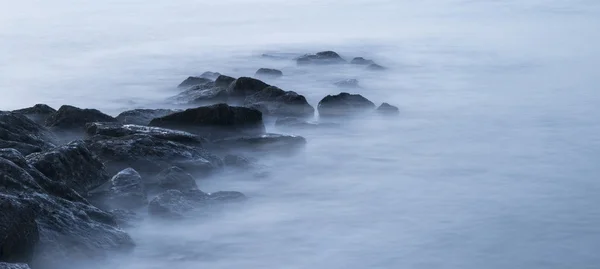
[225,77,270,101]
[106,168,147,209]
[297,51,346,65]
[148,189,246,219]
[367,63,386,71]
[45,105,117,131]
[115,109,178,125]
[0,263,31,269]
[84,134,222,176]
[212,133,306,152]
[156,166,198,192]
[0,196,38,263]
[377,103,399,114]
[109,209,142,228]
[199,71,221,80]
[214,75,236,88]
[350,57,375,65]
[177,76,213,88]
[85,122,205,145]
[244,86,315,118]
[207,191,247,202]
[254,68,283,78]
[334,79,360,88]
[223,154,251,168]
[12,104,56,125]
[26,141,109,196]
[149,103,265,139]
[318,92,376,117]
[0,112,56,155]
[173,81,229,105]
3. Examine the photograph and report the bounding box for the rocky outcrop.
[155,166,198,192]
[377,103,399,115]
[115,109,178,125]
[148,189,245,219]
[297,51,346,65]
[106,168,147,209]
[12,104,56,125]
[84,134,223,176]
[199,71,221,80]
[254,68,283,78]
[0,196,39,264]
[171,81,228,105]
[350,57,375,65]
[225,77,270,101]
[149,104,265,139]
[85,122,205,145]
[45,105,117,131]
[0,112,56,155]
[214,75,236,88]
[317,92,376,117]
[177,76,213,88]
[212,133,306,152]
[109,209,142,228]
[244,86,315,118]
[26,141,109,196]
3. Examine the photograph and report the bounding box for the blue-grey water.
[1,0,600,268]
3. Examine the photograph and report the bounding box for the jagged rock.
[334,79,360,88]
[350,57,375,65]
[156,166,198,192]
[149,103,265,139]
[12,104,56,125]
[109,209,142,228]
[148,189,246,219]
[0,263,31,269]
[115,109,178,125]
[297,51,346,65]
[171,81,228,104]
[254,68,283,78]
[0,112,56,155]
[223,154,251,168]
[318,92,376,117]
[244,86,315,118]
[377,103,399,115]
[367,63,386,71]
[214,75,236,88]
[177,76,213,88]
[212,133,306,152]
[199,71,221,80]
[26,141,109,196]
[106,168,147,209]
[84,134,222,176]
[0,156,133,268]
[85,122,205,145]
[45,105,117,131]
[0,196,39,263]
[225,77,270,101]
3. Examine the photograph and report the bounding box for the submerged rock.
[318,92,376,117]
[109,209,142,228]
[45,105,117,131]
[223,154,252,168]
[106,168,147,209]
[26,141,109,196]
[177,76,213,88]
[244,86,315,118]
[377,103,399,115]
[0,112,56,155]
[85,122,205,145]
[148,189,246,219]
[297,51,346,65]
[156,166,198,192]
[225,77,270,101]
[199,71,221,80]
[115,109,178,125]
[367,63,386,71]
[254,68,283,78]
[212,133,307,152]
[149,103,265,139]
[12,104,57,125]
[350,57,375,65]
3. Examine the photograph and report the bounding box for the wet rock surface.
[12,104,57,125]
[106,168,147,209]
[211,133,307,153]
[115,109,178,125]
[45,105,117,131]
[297,51,346,65]
[244,86,314,118]
[318,92,376,117]
[0,112,56,155]
[254,68,283,78]
[156,166,198,192]
[149,189,246,219]
[85,122,205,145]
[177,76,213,88]
[0,196,39,264]
[225,77,270,101]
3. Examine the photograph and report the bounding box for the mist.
[2,0,600,268]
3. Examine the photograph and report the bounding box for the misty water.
[2,0,600,268]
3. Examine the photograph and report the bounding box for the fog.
[2,0,600,268]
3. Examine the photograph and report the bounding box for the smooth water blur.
[2,0,600,268]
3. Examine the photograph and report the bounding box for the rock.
[109,209,142,228]
[223,154,251,168]
[317,92,376,117]
[350,57,375,65]
[12,104,57,125]
[297,51,346,65]
[26,141,109,196]
[0,112,56,155]
[254,68,283,78]
[156,166,198,192]
[207,191,247,202]
[367,63,386,71]
[199,71,221,80]
[214,75,236,88]
[106,168,147,209]
[149,103,265,139]
[0,263,31,269]
[85,122,205,145]
[115,109,178,125]
[0,156,133,268]
[148,189,246,219]
[0,196,39,263]
[377,103,399,115]
[177,76,213,88]
[45,105,117,131]
[212,133,306,152]
[84,134,223,176]
[225,77,270,101]
[244,86,315,118]
[173,82,229,105]
[334,79,360,88]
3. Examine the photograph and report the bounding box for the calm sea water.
[2,0,600,268]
